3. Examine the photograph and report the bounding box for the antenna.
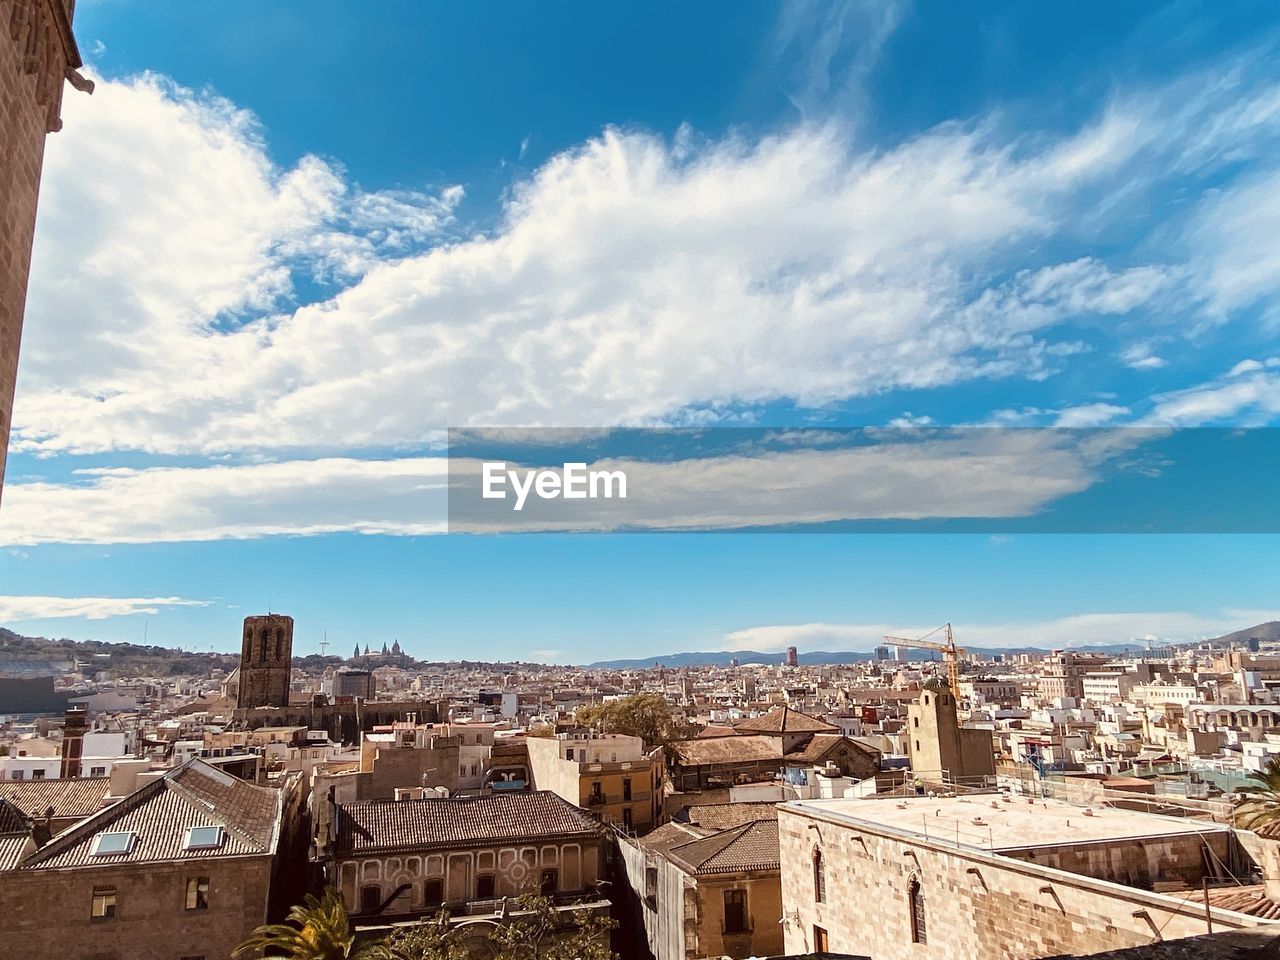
[319,630,330,657]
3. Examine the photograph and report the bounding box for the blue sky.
[2,1,1280,661]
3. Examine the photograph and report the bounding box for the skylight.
[90,831,136,856]
[184,825,225,850]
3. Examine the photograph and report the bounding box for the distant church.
[348,639,413,668]
[236,614,294,709]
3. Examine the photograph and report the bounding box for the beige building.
[906,681,995,784]
[1,0,91,499]
[320,790,609,951]
[526,731,663,832]
[619,802,784,960]
[778,795,1271,959]
[0,758,307,960]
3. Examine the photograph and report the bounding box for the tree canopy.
[575,692,689,751]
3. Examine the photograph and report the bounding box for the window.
[565,749,574,760]
[723,889,748,934]
[360,885,382,914]
[184,826,225,851]
[91,885,117,921]
[424,878,444,908]
[476,874,496,899]
[813,926,829,952]
[185,877,210,911]
[813,848,826,903]
[590,781,602,799]
[540,869,558,896]
[622,778,632,801]
[622,807,633,827]
[90,831,137,857]
[31,769,45,779]
[9,771,21,780]
[908,876,927,944]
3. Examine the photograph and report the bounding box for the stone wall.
[237,615,294,709]
[1,0,83,501]
[0,855,274,960]
[778,806,1267,960]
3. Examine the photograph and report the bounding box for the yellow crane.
[883,623,967,696]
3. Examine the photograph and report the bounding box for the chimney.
[60,706,88,779]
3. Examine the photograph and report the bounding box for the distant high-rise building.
[786,646,798,667]
[236,614,294,709]
[873,645,890,661]
[894,645,908,662]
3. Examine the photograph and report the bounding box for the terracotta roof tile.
[0,777,111,821]
[733,707,836,736]
[666,820,780,875]
[671,735,782,766]
[680,801,779,830]
[334,791,600,856]
[17,759,281,870]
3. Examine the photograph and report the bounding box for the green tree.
[484,896,616,960]
[233,887,370,960]
[1236,755,1280,829]
[575,693,688,751]
[358,910,468,960]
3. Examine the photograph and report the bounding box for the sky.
[2,1,1280,662]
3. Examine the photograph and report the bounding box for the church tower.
[237,614,294,709]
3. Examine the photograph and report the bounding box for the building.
[237,614,295,710]
[0,758,307,960]
[526,731,664,832]
[778,795,1271,959]
[906,680,995,784]
[333,667,375,701]
[318,790,609,950]
[0,0,91,499]
[619,803,783,960]
[786,647,799,668]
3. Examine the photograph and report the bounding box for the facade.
[779,795,1268,960]
[0,758,307,960]
[237,614,295,710]
[906,682,995,784]
[619,803,784,960]
[526,731,664,832]
[319,790,609,946]
[0,0,90,500]
[333,667,375,701]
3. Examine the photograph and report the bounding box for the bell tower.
[236,614,294,709]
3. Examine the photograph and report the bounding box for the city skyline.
[4,2,1280,659]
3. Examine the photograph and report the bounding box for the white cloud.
[1147,357,1280,425]
[722,609,1280,652]
[1052,402,1129,428]
[0,595,209,622]
[1121,343,1167,370]
[0,457,449,545]
[18,65,1252,458]
[1185,168,1280,316]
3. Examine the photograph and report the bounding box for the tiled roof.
[1191,884,1280,920]
[334,791,600,856]
[782,733,879,765]
[666,820,780,875]
[17,759,281,870]
[0,797,29,834]
[0,777,111,821]
[733,707,836,736]
[0,834,28,872]
[679,801,779,830]
[671,734,782,766]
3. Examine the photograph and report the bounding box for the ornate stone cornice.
[6,0,91,133]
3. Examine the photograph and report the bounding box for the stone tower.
[906,678,995,784]
[237,614,294,709]
[1,0,92,501]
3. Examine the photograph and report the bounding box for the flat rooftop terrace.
[783,795,1229,851]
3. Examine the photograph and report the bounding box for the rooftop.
[782,795,1229,852]
[734,706,837,736]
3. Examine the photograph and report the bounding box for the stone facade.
[237,614,294,710]
[1,0,89,501]
[778,799,1267,960]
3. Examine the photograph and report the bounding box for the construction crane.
[883,623,967,696]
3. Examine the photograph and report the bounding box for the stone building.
[906,680,996,785]
[0,757,307,960]
[318,790,609,951]
[526,731,664,832]
[237,614,295,710]
[618,802,784,960]
[778,795,1270,959]
[1,0,91,500]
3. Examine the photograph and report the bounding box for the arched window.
[908,876,927,944]
[476,874,496,899]
[423,878,444,908]
[813,848,826,903]
[360,884,381,914]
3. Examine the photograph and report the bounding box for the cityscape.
[5,2,1280,960]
